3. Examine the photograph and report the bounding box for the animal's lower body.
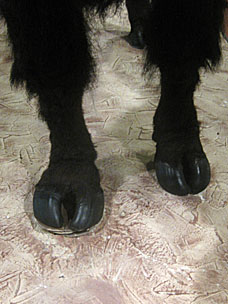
[0,0,226,232]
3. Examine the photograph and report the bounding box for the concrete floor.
[1,8,228,304]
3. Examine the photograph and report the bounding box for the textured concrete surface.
[1,7,228,304]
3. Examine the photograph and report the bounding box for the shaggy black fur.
[125,0,151,49]
[0,0,226,231]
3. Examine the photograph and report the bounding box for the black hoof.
[155,154,211,196]
[33,188,63,228]
[33,162,104,232]
[155,161,190,196]
[33,186,104,232]
[68,188,104,232]
[124,30,145,49]
[182,155,211,194]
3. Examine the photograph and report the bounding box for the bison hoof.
[33,162,104,232]
[33,186,104,232]
[155,148,211,196]
[33,189,63,228]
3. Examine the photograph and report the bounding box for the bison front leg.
[1,1,104,231]
[143,0,225,195]
[153,69,210,196]
[33,94,104,232]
